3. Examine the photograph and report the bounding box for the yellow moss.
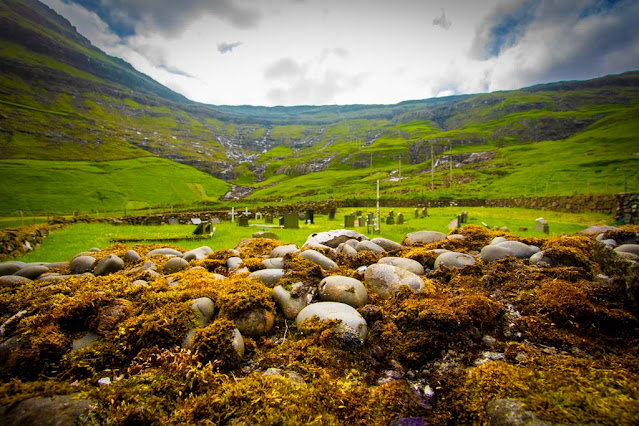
[234,238,282,258]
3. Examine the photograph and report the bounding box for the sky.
[41,0,639,106]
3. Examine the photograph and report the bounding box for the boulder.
[164,257,188,274]
[296,301,368,341]
[0,275,32,287]
[270,244,299,258]
[0,394,93,426]
[364,264,424,299]
[336,243,358,255]
[402,230,447,246]
[319,276,368,308]
[248,269,284,287]
[495,241,538,258]
[299,249,338,271]
[273,283,310,320]
[70,255,95,274]
[0,262,23,276]
[355,240,385,253]
[123,250,141,263]
[182,246,213,261]
[378,257,424,275]
[146,248,182,257]
[233,308,274,337]
[93,255,124,276]
[370,238,403,252]
[480,245,513,262]
[616,244,639,256]
[304,229,368,248]
[434,252,476,269]
[252,231,278,240]
[14,265,49,280]
[262,258,284,269]
[191,297,216,327]
[227,257,244,271]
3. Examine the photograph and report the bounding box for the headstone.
[389,210,394,218]
[265,215,273,224]
[238,216,249,227]
[358,216,365,227]
[460,211,468,224]
[421,207,428,218]
[284,213,299,229]
[344,215,355,227]
[210,217,221,224]
[328,209,336,220]
[306,210,315,224]
[414,208,419,219]
[193,222,206,234]
[356,210,362,217]
[367,212,374,224]
[279,216,285,226]
[255,212,263,221]
[534,218,549,234]
[191,218,202,225]
[386,214,395,225]
[396,213,404,225]
[167,218,179,225]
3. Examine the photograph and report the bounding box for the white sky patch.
[41,0,639,106]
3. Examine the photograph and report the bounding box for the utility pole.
[449,143,453,189]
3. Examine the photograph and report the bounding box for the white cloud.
[217,41,243,54]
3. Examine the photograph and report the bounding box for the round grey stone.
[146,248,183,257]
[296,301,368,341]
[262,258,284,269]
[336,243,358,255]
[355,240,385,253]
[191,297,216,326]
[530,251,552,265]
[495,241,536,258]
[164,257,188,274]
[299,249,338,271]
[616,244,639,256]
[434,251,476,269]
[93,254,124,276]
[233,308,274,337]
[248,269,284,287]
[378,257,424,275]
[14,265,49,280]
[370,238,403,251]
[480,245,513,262]
[319,276,368,308]
[123,250,141,263]
[227,257,244,271]
[131,280,149,288]
[303,230,368,249]
[70,256,96,274]
[182,246,213,261]
[253,231,278,240]
[270,244,299,258]
[402,230,447,246]
[0,263,23,276]
[273,283,310,320]
[364,263,424,299]
[0,394,93,426]
[0,275,32,286]
[490,237,508,245]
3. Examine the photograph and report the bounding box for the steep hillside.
[0,0,638,215]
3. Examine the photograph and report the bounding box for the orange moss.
[234,238,282,258]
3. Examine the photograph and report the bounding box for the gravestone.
[167,218,179,225]
[193,221,211,235]
[210,217,221,225]
[396,213,404,225]
[279,216,285,226]
[191,218,202,225]
[460,211,468,224]
[356,210,362,217]
[238,216,249,227]
[284,213,299,229]
[414,208,419,219]
[421,207,428,218]
[344,215,355,227]
[358,216,365,227]
[255,212,263,221]
[535,218,549,234]
[367,212,374,224]
[386,214,395,225]
[328,209,336,220]
[306,210,315,224]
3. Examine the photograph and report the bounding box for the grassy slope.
[0,157,230,215]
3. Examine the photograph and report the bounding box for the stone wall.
[0,224,64,259]
[343,194,619,215]
[615,193,638,223]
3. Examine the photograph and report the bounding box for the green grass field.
[0,157,230,215]
[12,207,611,263]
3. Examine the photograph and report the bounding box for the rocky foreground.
[0,225,638,424]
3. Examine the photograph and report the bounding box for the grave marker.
[535,218,549,234]
[328,209,336,220]
[396,213,404,225]
[238,216,249,227]
[344,215,355,227]
[167,218,179,225]
[284,213,299,229]
[306,210,315,224]
[265,215,273,224]
[255,212,263,220]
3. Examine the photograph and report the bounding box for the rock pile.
[0,225,638,424]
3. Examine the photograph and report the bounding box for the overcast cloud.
[40,0,639,106]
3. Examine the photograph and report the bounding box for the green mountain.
[1,0,638,216]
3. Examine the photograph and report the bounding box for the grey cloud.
[264,58,306,80]
[320,47,349,63]
[217,41,243,54]
[432,9,452,30]
[266,69,364,106]
[79,0,261,35]
[470,0,639,90]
